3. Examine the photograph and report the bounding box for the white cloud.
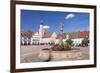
[43,25,50,29]
[65,13,75,19]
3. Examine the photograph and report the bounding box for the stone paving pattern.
[21,45,89,63]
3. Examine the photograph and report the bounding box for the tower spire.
[40,20,44,25]
[59,22,64,34]
[39,21,44,38]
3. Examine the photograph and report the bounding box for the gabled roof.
[21,30,89,39]
[56,33,67,39]
[43,32,53,38]
[67,31,89,39]
[67,32,78,39]
[78,31,89,38]
[21,30,34,38]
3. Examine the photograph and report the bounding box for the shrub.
[51,39,73,51]
[51,44,64,51]
[63,43,71,50]
[51,43,72,51]
[66,39,73,46]
[81,38,89,46]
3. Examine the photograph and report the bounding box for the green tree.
[82,38,89,46]
[66,39,73,46]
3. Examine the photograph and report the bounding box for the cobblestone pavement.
[20,45,89,63]
[21,45,51,63]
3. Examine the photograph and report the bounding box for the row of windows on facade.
[21,37,54,45]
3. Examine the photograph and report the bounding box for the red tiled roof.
[27,31,34,38]
[21,30,34,38]
[67,31,89,39]
[78,31,89,38]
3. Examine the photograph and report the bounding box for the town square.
[20,10,90,63]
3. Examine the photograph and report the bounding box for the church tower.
[39,21,44,38]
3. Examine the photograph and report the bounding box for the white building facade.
[21,22,89,45]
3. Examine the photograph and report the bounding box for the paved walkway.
[21,45,51,63]
[20,45,89,63]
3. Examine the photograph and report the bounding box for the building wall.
[41,38,51,44]
[72,38,84,45]
[31,32,41,44]
[50,32,57,43]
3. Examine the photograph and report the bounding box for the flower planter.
[51,50,84,61]
[38,48,86,61]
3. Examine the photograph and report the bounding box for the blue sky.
[21,9,89,32]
